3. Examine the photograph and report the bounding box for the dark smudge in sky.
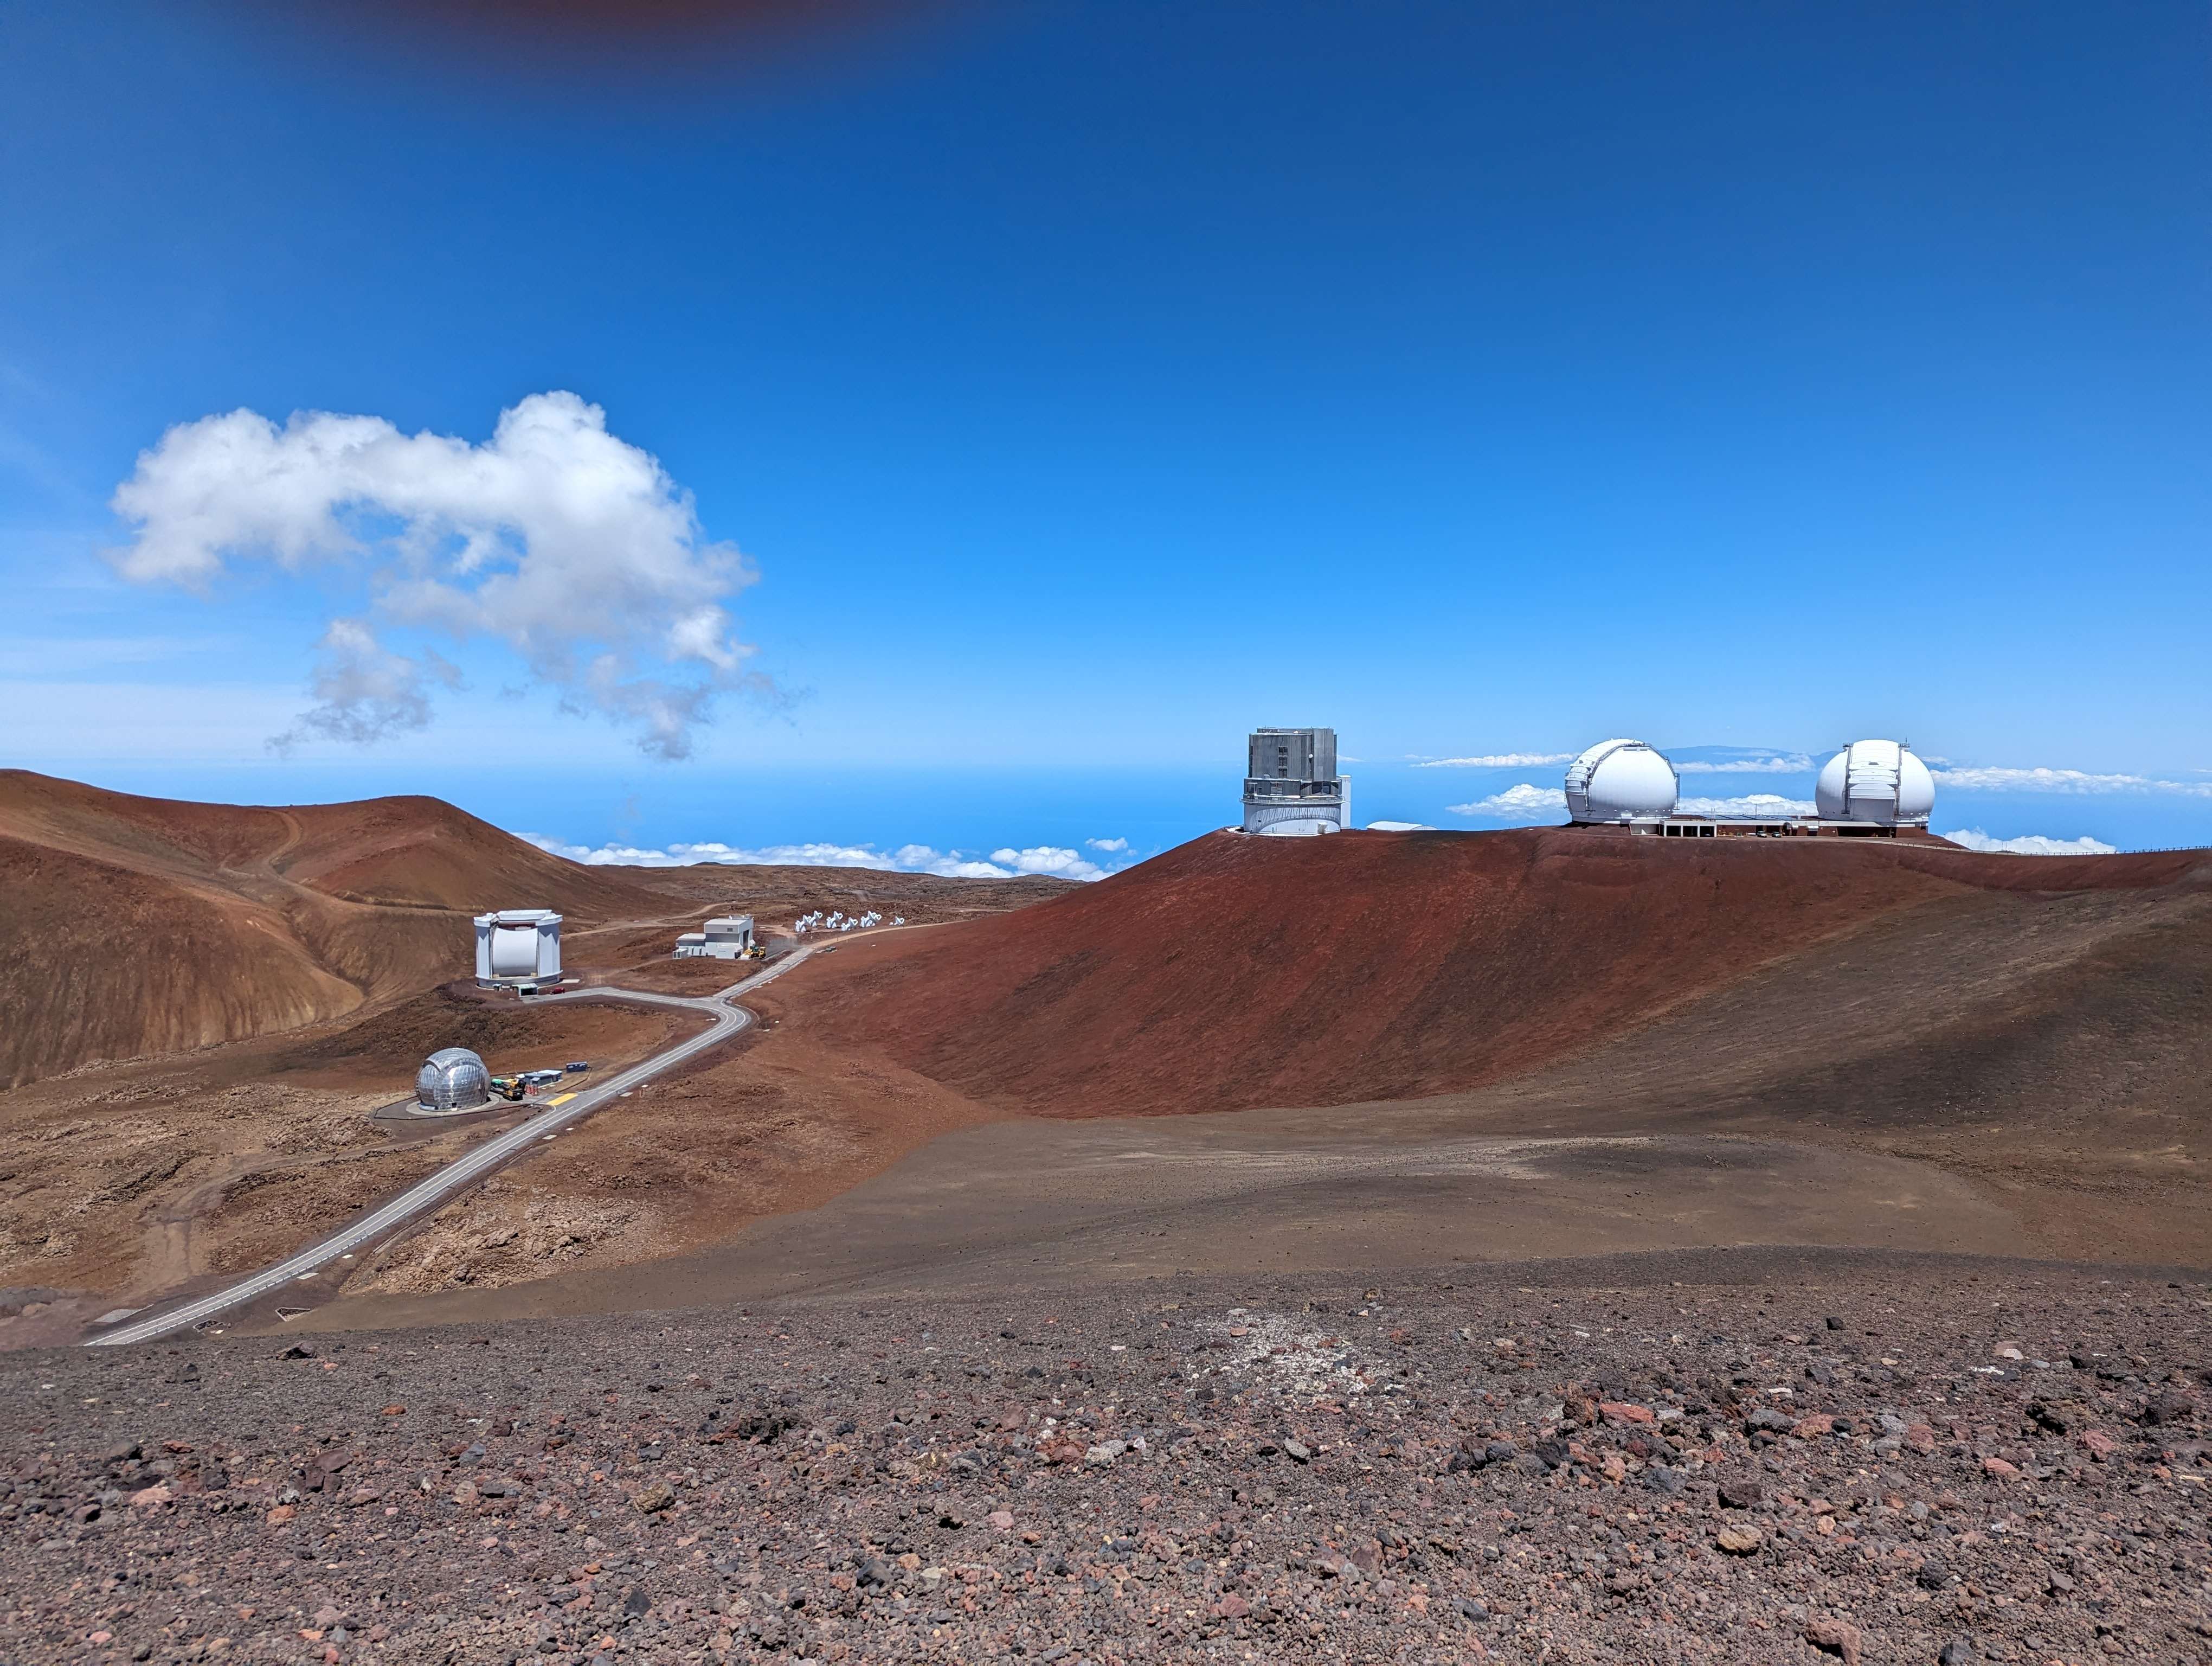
[222,0,962,89]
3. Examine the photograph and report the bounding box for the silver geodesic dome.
[414,1046,490,1111]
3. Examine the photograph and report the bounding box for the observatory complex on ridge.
[1564,736,1937,837]
[1230,728,1940,839]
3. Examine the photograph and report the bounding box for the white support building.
[474,908,562,985]
[674,914,756,960]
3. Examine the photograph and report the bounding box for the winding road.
[85,947,820,1348]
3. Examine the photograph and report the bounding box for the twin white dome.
[1564,739,1680,823]
[1814,739,1935,826]
[1562,737,1935,826]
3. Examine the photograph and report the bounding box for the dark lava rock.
[1717,1475,1765,1509]
[2140,1387,2195,1426]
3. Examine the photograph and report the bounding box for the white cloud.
[1085,836,1130,853]
[1447,783,1567,819]
[1415,752,1573,769]
[269,618,461,752]
[991,845,1109,881]
[523,833,1121,882]
[1675,754,1811,775]
[1940,828,2120,856]
[1366,819,1433,831]
[1933,765,2212,798]
[108,391,767,759]
[1676,793,1818,817]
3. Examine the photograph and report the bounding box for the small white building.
[475,908,562,985]
[674,914,755,959]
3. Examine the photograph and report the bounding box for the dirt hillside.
[797,827,2212,1118]
[0,771,674,1087]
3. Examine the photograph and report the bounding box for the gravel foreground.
[4,1253,2209,1666]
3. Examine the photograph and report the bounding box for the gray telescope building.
[1241,727,1351,836]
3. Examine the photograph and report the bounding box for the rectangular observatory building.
[1242,727,1352,835]
[674,914,756,959]
[474,908,563,986]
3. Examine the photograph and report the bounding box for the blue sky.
[3,2,2208,873]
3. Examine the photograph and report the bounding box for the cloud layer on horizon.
[1676,792,1817,817]
[1413,752,1572,769]
[1446,783,1566,818]
[1933,765,2212,797]
[1674,754,1811,774]
[523,831,1130,882]
[1941,827,2120,856]
[109,391,766,759]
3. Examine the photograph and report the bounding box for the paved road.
[85,947,820,1348]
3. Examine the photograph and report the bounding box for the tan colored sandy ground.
[0,991,689,1346]
[337,1015,1007,1299]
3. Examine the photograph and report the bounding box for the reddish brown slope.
[0,771,673,1086]
[0,834,365,1087]
[276,796,665,915]
[800,828,2211,1118]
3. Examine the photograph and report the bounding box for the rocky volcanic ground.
[3,1253,2209,1666]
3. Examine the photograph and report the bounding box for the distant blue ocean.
[52,752,2212,872]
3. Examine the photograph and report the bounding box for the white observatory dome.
[1564,739,1679,823]
[415,1046,491,1112]
[1815,740,1935,826]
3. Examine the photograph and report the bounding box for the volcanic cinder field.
[3,771,2209,1665]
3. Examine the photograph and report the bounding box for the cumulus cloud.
[992,845,1113,880]
[1414,752,1572,768]
[1940,828,2119,856]
[109,391,767,759]
[1447,783,1567,819]
[1932,765,2212,798]
[1675,754,1811,775]
[523,832,1126,882]
[1676,793,1818,817]
[1085,836,1130,853]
